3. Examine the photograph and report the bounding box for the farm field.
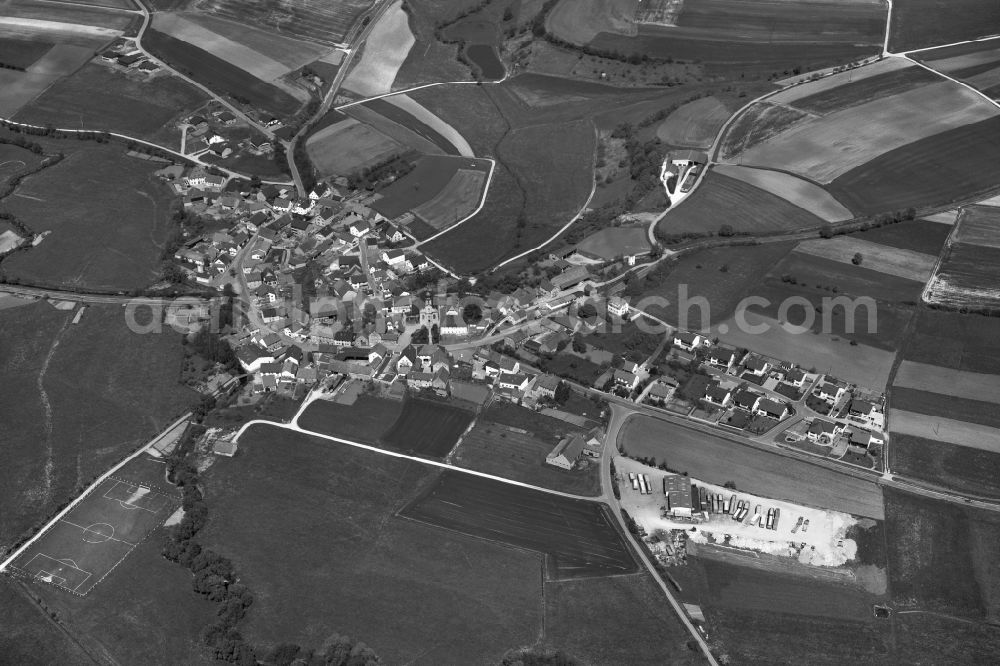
[951,204,1000,246]
[617,414,885,518]
[0,43,99,116]
[402,470,638,579]
[295,394,404,443]
[767,57,912,105]
[902,309,1000,373]
[452,420,601,497]
[888,409,1000,452]
[914,40,1000,72]
[2,144,178,291]
[343,103,447,156]
[195,0,373,45]
[889,0,1000,51]
[342,0,413,96]
[381,397,476,459]
[0,143,42,187]
[637,241,796,326]
[143,29,300,117]
[850,218,952,255]
[575,225,650,261]
[205,424,543,663]
[713,165,852,222]
[784,64,940,115]
[370,154,491,219]
[656,171,826,239]
[924,241,1000,308]
[0,301,194,554]
[894,360,1000,404]
[0,0,134,30]
[544,574,703,665]
[883,487,1000,619]
[889,433,1000,498]
[827,115,1000,215]
[546,0,638,45]
[14,63,208,140]
[793,236,937,282]
[655,96,730,148]
[411,167,488,235]
[305,116,404,177]
[717,102,808,159]
[890,387,1000,430]
[0,36,53,69]
[729,80,998,184]
[364,95,468,156]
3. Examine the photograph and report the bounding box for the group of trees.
[346,155,414,191]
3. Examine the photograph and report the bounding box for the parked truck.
[629,473,638,490]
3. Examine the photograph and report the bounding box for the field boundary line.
[897,33,1000,57]
[899,53,1000,111]
[236,419,602,501]
[0,413,190,573]
[414,158,497,247]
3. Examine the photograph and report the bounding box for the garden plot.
[617,459,859,568]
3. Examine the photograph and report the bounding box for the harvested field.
[0,36,52,69]
[793,237,936,282]
[152,12,299,82]
[618,414,885,518]
[14,63,207,140]
[376,93,473,155]
[359,97,463,155]
[2,145,180,290]
[714,165,852,222]
[412,167,488,234]
[890,387,1000,430]
[924,243,1000,308]
[342,0,413,96]
[453,421,601,497]
[296,394,403,443]
[851,219,952,255]
[655,95,729,148]
[371,155,491,219]
[828,116,1000,216]
[710,310,898,389]
[951,204,1000,247]
[381,397,476,459]
[197,0,374,45]
[718,102,809,160]
[305,117,404,177]
[207,424,543,664]
[890,433,1000,498]
[143,29,300,116]
[343,103,447,156]
[785,65,940,115]
[658,171,826,238]
[889,0,1000,52]
[735,81,999,184]
[575,226,650,261]
[768,57,912,105]
[889,409,1000,452]
[402,470,638,578]
[546,0,638,45]
[894,360,1000,404]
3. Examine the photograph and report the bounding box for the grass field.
[411,167,487,234]
[197,0,373,45]
[894,360,1000,404]
[381,397,476,459]
[342,0,413,96]
[305,116,405,177]
[884,487,1000,618]
[0,579,98,665]
[143,28,300,117]
[546,0,638,45]
[2,144,178,291]
[889,0,1000,51]
[371,154,491,219]
[402,470,637,579]
[207,424,544,663]
[10,477,178,595]
[295,394,404,443]
[655,96,730,149]
[713,165,852,222]
[889,433,1000,498]
[827,115,1000,215]
[575,225,650,261]
[793,237,937,282]
[390,0,476,89]
[733,80,997,184]
[0,143,42,188]
[657,172,827,238]
[14,63,208,140]
[453,420,601,497]
[618,414,885,518]
[0,302,194,555]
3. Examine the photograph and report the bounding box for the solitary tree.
[852,252,863,265]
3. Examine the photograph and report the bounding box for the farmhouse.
[546,434,586,470]
[671,149,707,167]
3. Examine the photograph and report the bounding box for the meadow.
[343,103,447,156]
[0,302,194,556]
[143,29,300,117]
[655,96,730,149]
[0,42,99,116]
[786,64,940,115]
[2,144,179,291]
[205,424,544,663]
[575,225,650,261]
[14,63,208,141]
[0,37,53,69]
[851,218,951,255]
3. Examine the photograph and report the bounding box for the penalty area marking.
[102,479,166,512]
[22,553,92,593]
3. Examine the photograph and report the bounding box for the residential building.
[546,434,585,470]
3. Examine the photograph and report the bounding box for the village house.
[708,348,736,373]
[613,369,640,392]
[807,418,844,444]
[743,355,771,377]
[704,383,732,407]
[607,296,630,318]
[755,398,788,421]
[546,434,585,470]
[814,380,848,404]
[733,388,761,412]
[673,331,703,352]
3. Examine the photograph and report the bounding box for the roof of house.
[756,398,786,416]
[808,419,838,435]
[705,384,730,402]
[548,434,585,462]
[733,388,759,408]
